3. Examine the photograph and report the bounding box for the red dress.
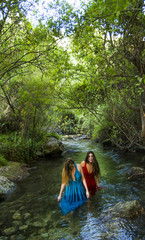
[83,162,96,195]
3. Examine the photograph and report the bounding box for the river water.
[0,140,145,240]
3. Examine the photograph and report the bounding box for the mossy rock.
[0,162,29,181]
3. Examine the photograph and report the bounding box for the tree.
[59,0,145,149]
[0,0,64,113]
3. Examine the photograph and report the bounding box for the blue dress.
[59,163,87,216]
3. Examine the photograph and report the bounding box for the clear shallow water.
[0,140,145,240]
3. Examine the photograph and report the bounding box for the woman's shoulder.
[80,161,85,167]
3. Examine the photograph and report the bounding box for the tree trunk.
[1,86,15,114]
[140,90,145,140]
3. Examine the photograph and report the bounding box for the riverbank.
[0,162,29,200]
[0,162,29,182]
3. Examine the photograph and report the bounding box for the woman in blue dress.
[58,158,90,215]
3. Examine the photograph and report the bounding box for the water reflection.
[0,140,145,239]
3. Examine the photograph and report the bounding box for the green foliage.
[40,131,60,141]
[0,154,8,167]
[44,0,76,36]
[57,0,144,149]
[60,111,79,134]
[0,0,145,155]
[0,129,62,164]
[0,133,41,164]
[91,96,141,146]
[0,0,71,150]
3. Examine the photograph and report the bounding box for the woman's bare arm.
[80,161,85,167]
[96,175,100,187]
[58,169,66,201]
[58,183,66,201]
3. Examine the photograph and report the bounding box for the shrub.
[0,154,8,166]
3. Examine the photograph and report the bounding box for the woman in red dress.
[81,151,100,195]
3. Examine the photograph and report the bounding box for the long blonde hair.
[62,158,74,185]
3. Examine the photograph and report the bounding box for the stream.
[0,139,145,240]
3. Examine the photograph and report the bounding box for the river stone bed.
[1,208,63,239]
[0,200,144,239]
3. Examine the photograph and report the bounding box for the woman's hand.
[57,194,61,201]
[86,190,90,199]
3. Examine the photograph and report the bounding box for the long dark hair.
[62,158,75,185]
[85,151,100,175]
